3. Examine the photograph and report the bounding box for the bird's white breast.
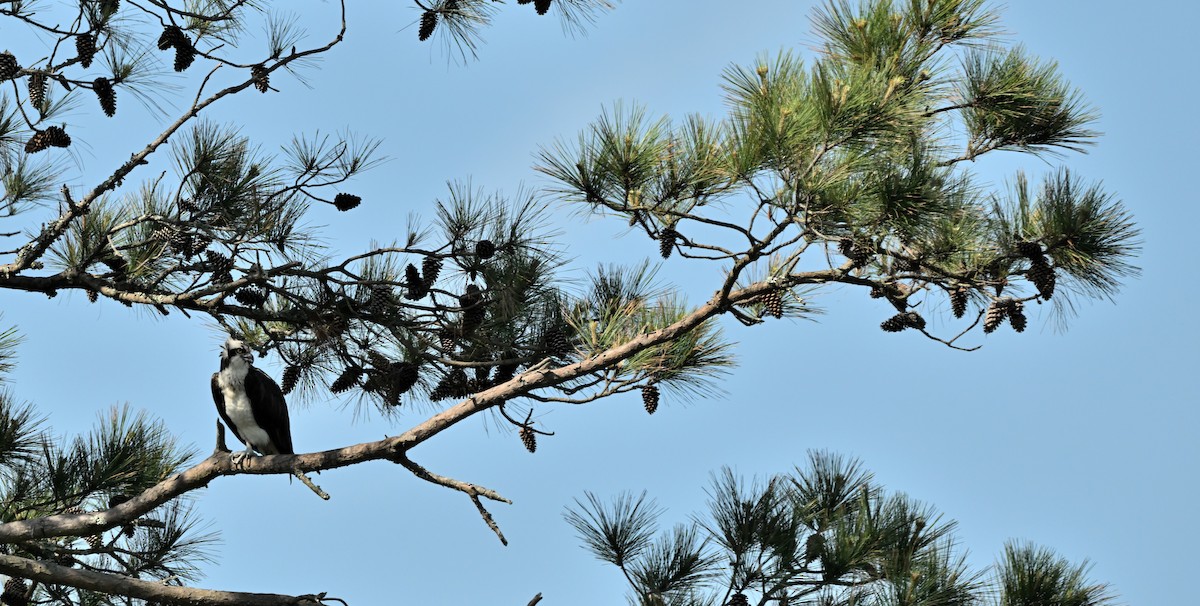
[218,363,273,453]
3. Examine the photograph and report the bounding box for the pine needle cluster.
[0,401,214,604]
[567,451,1117,606]
[538,0,1139,345]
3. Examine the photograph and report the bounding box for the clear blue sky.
[2,1,1196,604]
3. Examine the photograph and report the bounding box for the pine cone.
[475,239,496,259]
[25,131,50,153]
[460,284,485,334]
[880,313,908,332]
[901,311,925,330]
[534,0,552,15]
[86,289,99,303]
[251,64,269,93]
[404,263,426,299]
[805,532,825,562]
[1007,299,1027,333]
[85,534,103,550]
[93,77,116,117]
[204,250,234,274]
[659,227,677,259]
[543,325,570,358]
[0,52,19,81]
[75,33,97,68]
[641,384,660,414]
[173,41,196,72]
[430,368,470,400]
[233,286,266,308]
[150,226,172,243]
[494,353,519,384]
[365,285,393,315]
[333,193,361,211]
[473,364,492,386]
[761,290,783,319]
[392,362,420,395]
[330,365,363,394]
[281,364,301,395]
[838,237,855,258]
[27,72,47,107]
[438,329,456,352]
[950,286,968,319]
[519,426,537,453]
[2,578,28,606]
[1015,240,1043,261]
[448,367,470,397]
[157,25,185,50]
[419,10,438,41]
[727,594,749,606]
[421,256,443,289]
[1027,257,1056,300]
[41,125,70,149]
[839,237,870,264]
[983,300,1008,334]
[364,360,419,406]
[894,255,921,272]
[169,230,197,257]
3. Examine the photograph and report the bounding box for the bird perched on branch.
[211,336,293,466]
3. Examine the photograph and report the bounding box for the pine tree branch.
[392,454,510,505]
[137,0,253,24]
[0,553,331,606]
[392,454,511,544]
[0,267,844,549]
[0,0,348,278]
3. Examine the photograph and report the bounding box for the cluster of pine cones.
[420,0,554,41]
[983,297,1027,333]
[24,126,71,153]
[880,311,925,333]
[156,25,196,72]
[403,255,444,300]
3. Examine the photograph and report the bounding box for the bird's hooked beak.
[221,338,254,365]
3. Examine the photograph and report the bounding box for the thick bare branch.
[0,553,328,606]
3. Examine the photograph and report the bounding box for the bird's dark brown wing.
[211,372,247,448]
[245,366,294,455]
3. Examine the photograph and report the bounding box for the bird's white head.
[219,337,255,371]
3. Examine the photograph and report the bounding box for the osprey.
[211,337,293,464]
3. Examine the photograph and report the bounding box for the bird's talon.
[230,449,255,469]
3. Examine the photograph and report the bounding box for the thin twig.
[470,494,507,546]
[291,471,330,500]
